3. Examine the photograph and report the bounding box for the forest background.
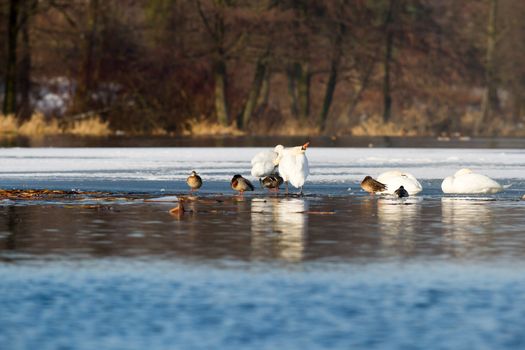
[1,0,524,137]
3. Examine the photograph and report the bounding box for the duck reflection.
[441,198,494,254]
[250,197,308,262]
[377,197,422,253]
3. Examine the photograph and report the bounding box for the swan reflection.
[250,197,308,262]
[377,197,422,252]
[441,198,494,253]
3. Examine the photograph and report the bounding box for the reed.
[350,115,418,136]
[0,114,18,134]
[183,118,245,136]
[68,116,111,136]
[18,113,61,135]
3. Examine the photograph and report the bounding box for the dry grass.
[456,111,525,136]
[0,114,18,134]
[1,113,113,137]
[68,116,111,136]
[183,117,245,136]
[459,111,479,131]
[18,113,61,135]
[268,119,319,136]
[350,115,419,136]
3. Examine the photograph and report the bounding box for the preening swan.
[278,142,310,194]
[441,168,502,194]
[251,145,285,178]
[377,170,423,195]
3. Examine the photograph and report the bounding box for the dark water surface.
[1,189,525,262]
[1,179,525,349]
[2,134,525,148]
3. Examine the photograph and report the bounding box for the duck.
[260,173,284,192]
[394,185,409,198]
[360,176,387,195]
[441,168,503,194]
[186,170,202,193]
[251,145,285,178]
[169,198,185,216]
[231,174,255,194]
[376,170,422,195]
[278,142,309,194]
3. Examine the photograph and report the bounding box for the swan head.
[455,168,473,177]
[292,141,310,154]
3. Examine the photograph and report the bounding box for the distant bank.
[1,134,524,148]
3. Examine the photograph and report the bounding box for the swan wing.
[251,150,278,177]
[281,154,309,189]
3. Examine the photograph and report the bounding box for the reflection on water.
[1,194,525,262]
[441,198,495,257]
[251,198,308,262]
[377,197,422,253]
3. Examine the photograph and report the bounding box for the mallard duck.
[169,198,185,216]
[186,171,202,193]
[260,173,284,191]
[394,185,409,198]
[231,174,254,194]
[360,176,387,194]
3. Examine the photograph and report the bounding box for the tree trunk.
[287,64,299,118]
[319,17,344,132]
[477,0,499,135]
[340,59,375,123]
[511,84,522,124]
[319,60,338,132]
[18,0,36,121]
[3,0,20,116]
[214,59,229,126]
[382,0,395,123]
[256,67,271,112]
[296,62,310,121]
[73,0,100,114]
[238,55,268,129]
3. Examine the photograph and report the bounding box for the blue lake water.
[1,147,525,349]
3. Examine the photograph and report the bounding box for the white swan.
[251,145,284,178]
[278,142,309,193]
[377,170,423,195]
[441,168,502,194]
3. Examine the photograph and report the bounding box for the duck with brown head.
[231,174,254,195]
